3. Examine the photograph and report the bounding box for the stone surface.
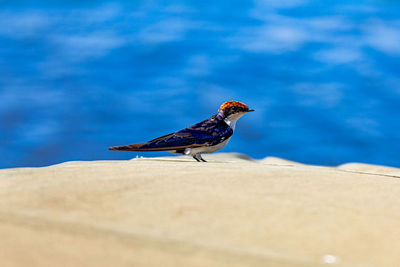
[0,154,399,266]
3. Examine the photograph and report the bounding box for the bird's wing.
[109,116,233,152]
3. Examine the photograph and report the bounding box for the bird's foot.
[193,154,207,162]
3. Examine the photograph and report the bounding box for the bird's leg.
[193,155,201,162]
[193,154,207,162]
[193,154,201,162]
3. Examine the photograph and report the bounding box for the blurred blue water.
[1,0,400,168]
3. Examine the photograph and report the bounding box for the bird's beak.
[247,109,255,112]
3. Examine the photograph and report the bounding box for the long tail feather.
[109,142,202,152]
[108,143,148,151]
[108,142,184,151]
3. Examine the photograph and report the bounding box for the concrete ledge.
[0,153,399,266]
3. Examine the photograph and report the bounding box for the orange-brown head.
[217,101,254,119]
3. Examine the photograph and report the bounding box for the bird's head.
[217,101,254,121]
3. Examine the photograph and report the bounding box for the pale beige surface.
[0,153,399,267]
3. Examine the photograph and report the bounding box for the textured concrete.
[0,154,399,267]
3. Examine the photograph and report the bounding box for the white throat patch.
[224,112,246,130]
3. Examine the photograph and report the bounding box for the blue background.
[1,0,400,168]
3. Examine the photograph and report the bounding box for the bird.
[109,101,254,162]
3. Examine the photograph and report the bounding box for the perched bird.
[109,101,254,162]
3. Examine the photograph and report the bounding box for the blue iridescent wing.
[140,115,233,150]
[109,115,233,151]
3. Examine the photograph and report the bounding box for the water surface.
[1,0,400,168]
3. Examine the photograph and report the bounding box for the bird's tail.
[108,143,148,151]
[109,142,176,151]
